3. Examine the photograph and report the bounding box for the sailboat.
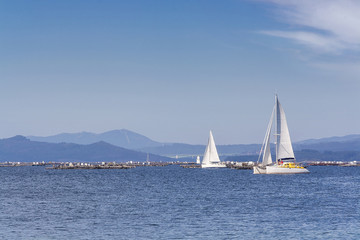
[253,95,309,174]
[201,131,226,168]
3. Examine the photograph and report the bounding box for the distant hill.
[26,129,360,158]
[28,129,261,156]
[139,143,261,157]
[0,136,171,163]
[294,135,360,152]
[28,129,163,150]
[2,133,360,163]
[142,134,360,160]
[225,149,360,162]
[296,134,360,145]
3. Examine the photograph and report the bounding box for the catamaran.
[253,95,309,174]
[201,131,226,168]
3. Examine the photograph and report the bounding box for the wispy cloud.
[260,30,344,53]
[261,0,360,54]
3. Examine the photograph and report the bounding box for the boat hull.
[253,166,267,174]
[201,163,227,168]
[266,165,309,174]
[253,165,309,174]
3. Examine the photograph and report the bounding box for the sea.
[0,165,359,240]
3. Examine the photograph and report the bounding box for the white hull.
[265,165,309,174]
[254,165,309,174]
[253,166,267,174]
[201,163,227,168]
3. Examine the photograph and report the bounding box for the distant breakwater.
[1,160,359,170]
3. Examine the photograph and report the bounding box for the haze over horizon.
[1,0,360,145]
[8,128,360,146]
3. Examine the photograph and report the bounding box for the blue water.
[0,166,359,239]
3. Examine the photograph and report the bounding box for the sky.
[1,0,360,144]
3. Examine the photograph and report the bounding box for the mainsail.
[202,130,221,165]
[275,95,295,161]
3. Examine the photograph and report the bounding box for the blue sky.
[1,0,360,144]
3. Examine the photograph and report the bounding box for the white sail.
[261,106,274,166]
[275,95,295,161]
[202,130,221,165]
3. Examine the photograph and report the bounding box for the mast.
[275,94,279,165]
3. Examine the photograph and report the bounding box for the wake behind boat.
[201,131,226,168]
[253,95,309,174]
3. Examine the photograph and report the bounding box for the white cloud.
[260,30,344,53]
[261,0,360,53]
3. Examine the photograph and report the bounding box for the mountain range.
[28,129,360,156]
[28,129,163,150]
[0,129,358,162]
[26,129,271,156]
[296,134,360,145]
[0,135,171,163]
[294,135,360,152]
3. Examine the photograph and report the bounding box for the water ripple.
[0,166,359,239]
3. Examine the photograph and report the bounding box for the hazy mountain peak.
[27,129,162,150]
[296,134,360,145]
[0,136,171,162]
[5,135,29,141]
